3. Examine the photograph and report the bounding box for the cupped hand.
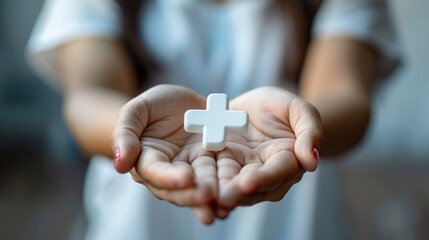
[111,85,323,223]
[215,87,324,218]
[111,84,218,224]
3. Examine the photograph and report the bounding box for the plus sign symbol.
[184,94,248,151]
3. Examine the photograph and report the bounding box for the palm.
[216,87,321,212]
[135,85,221,224]
[139,111,218,199]
[113,85,323,223]
[114,85,218,220]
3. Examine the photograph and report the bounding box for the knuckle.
[293,174,303,184]
[131,174,144,184]
[147,187,165,201]
[153,194,164,201]
[118,102,133,116]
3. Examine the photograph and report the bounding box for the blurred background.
[0,0,428,239]
[0,1,87,239]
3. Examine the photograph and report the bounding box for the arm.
[58,38,139,158]
[59,39,220,222]
[299,37,380,156]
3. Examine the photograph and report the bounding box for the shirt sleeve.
[26,0,121,90]
[312,0,401,79]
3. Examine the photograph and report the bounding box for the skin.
[300,37,378,156]
[58,35,379,224]
[111,85,323,223]
[59,38,138,157]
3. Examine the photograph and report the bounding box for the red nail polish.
[312,148,319,163]
[113,148,121,167]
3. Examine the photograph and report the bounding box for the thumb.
[290,99,324,172]
[111,99,149,173]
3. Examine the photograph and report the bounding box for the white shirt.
[27,0,399,239]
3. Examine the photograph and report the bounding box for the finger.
[289,99,324,172]
[216,148,256,210]
[238,181,296,206]
[145,182,213,207]
[239,151,301,194]
[218,182,242,210]
[218,163,261,210]
[216,207,231,220]
[191,155,218,202]
[216,157,241,209]
[224,171,303,208]
[192,206,216,225]
[137,147,195,189]
[130,168,146,185]
[111,98,149,173]
[220,179,295,209]
[242,168,304,206]
[216,154,243,214]
[216,153,242,189]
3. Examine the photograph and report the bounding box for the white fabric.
[138,0,292,97]
[312,0,400,77]
[27,0,120,90]
[27,0,399,239]
[85,155,319,240]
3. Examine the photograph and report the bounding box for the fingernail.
[312,148,319,163]
[113,148,121,167]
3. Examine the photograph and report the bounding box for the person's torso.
[138,0,296,97]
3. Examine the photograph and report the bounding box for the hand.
[215,87,323,218]
[111,84,218,224]
[111,85,323,223]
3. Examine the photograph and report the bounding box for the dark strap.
[115,0,157,85]
[279,0,323,82]
[116,0,322,84]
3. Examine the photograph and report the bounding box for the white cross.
[184,93,248,151]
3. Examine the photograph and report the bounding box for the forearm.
[304,89,371,156]
[64,87,131,157]
[300,37,379,156]
[58,38,139,158]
